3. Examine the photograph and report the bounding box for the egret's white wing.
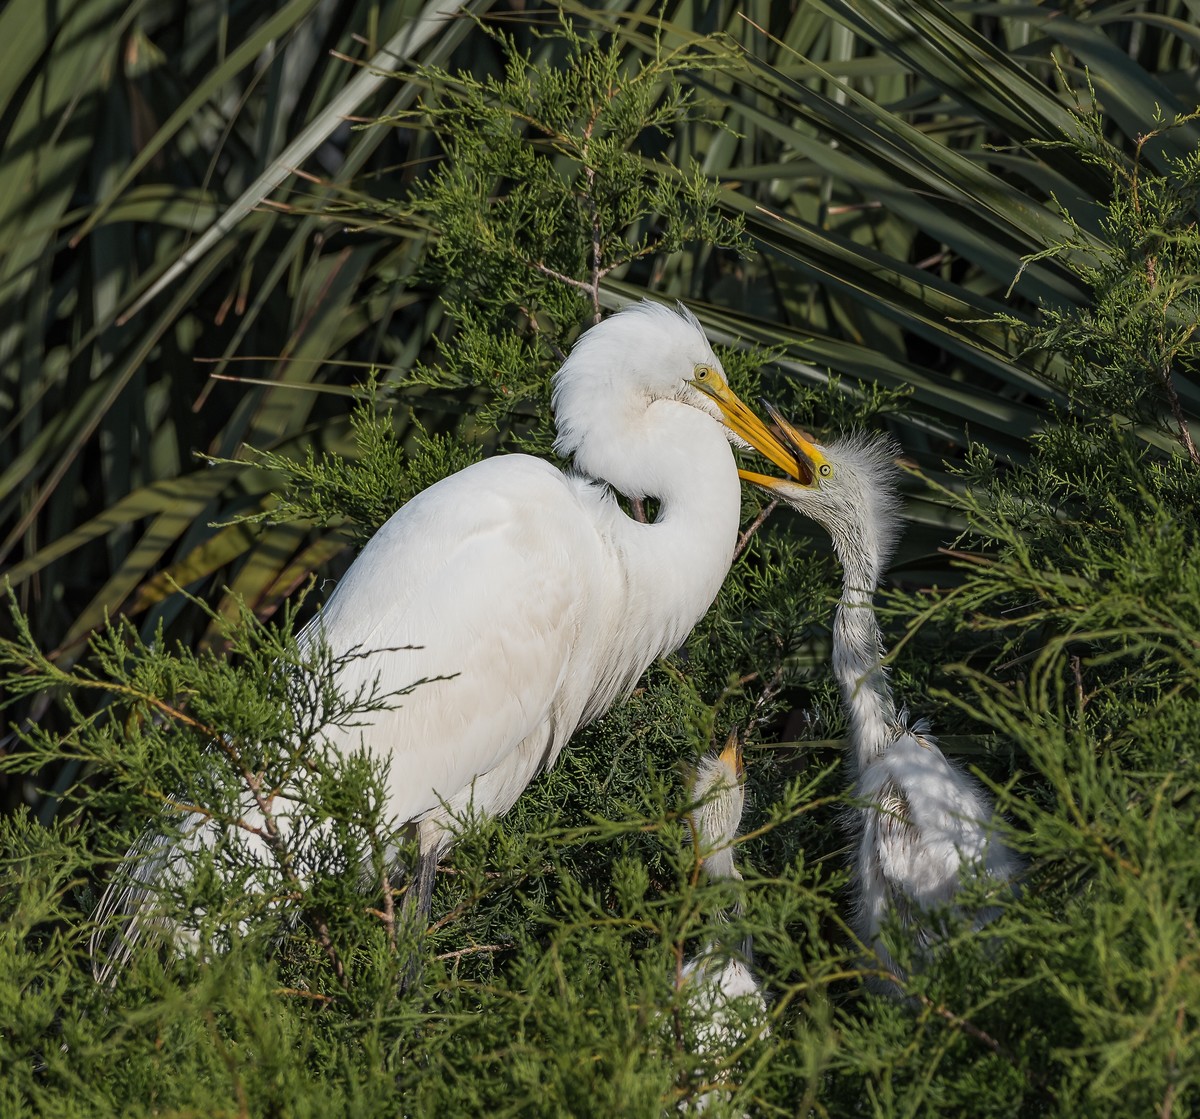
[93,458,594,975]
[301,455,604,826]
[90,811,210,983]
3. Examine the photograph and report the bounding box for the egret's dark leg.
[399,831,439,991]
[405,840,438,925]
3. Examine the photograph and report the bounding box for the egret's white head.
[551,302,800,493]
[740,404,904,582]
[687,735,746,883]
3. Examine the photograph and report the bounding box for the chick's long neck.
[830,522,897,771]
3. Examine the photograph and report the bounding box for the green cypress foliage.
[2,19,1197,1119]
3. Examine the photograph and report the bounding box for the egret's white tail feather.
[89,811,211,986]
[90,803,429,985]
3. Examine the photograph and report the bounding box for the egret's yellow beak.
[693,377,803,480]
[737,399,829,492]
[719,730,745,780]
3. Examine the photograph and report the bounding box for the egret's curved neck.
[831,527,897,771]
[581,399,742,664]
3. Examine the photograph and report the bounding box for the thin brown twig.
[913,990,1010,1059]
[427,894,484,935]
[42,672,219,739]
[434,865,502,879]
[733,498,778,563]
[1160,1002,1186,1119]
[1157,360,1200,467]
[670,938,686,1050]
[714,671,761,708]
[936,546,997,567]
[519,304,566,363]
[581,110,603,324]
[378,858,398,953]
[589,186,602,323]
[435,942,512,962]
[233,760,348,990]
[532,261,594,293]
[743,664,788,740]
[1071,654,1087,714]
[272,987,336,1003]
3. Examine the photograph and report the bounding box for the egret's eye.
[694,365,712,382]
[819,464,833,478]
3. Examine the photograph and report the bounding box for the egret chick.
[678,736,766,1107]
[741,409,1017,985]
[92,302,801,981]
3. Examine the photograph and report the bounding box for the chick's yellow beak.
[694,375,803,481]
[737,398,829,492]
[719,730,745,780]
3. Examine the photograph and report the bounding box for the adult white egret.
[678,735,767,1108]
[92,301,801,979]
[739,408,1016,985]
